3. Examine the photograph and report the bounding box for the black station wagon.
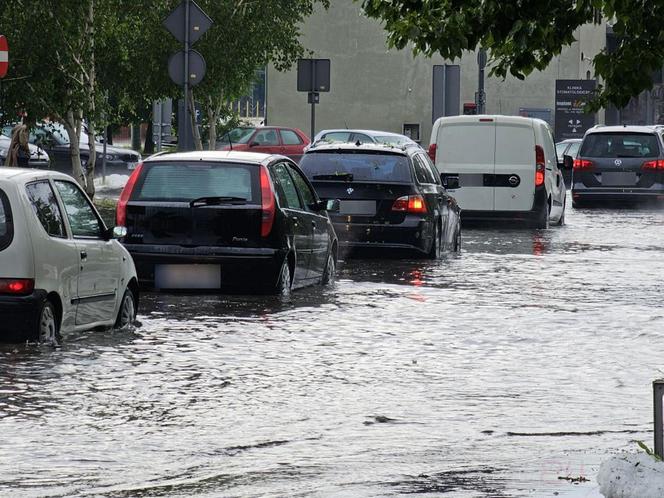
[299,142,461,257]
[116,151,339,293]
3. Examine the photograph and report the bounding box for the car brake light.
[0,278,34,295]
[116,162,144,226]
[260,165,276,237]
[573,159,594,171]
[535,145,545,187]
[428,143,437,162]
[392,195,427,214]
[642,159,664,170]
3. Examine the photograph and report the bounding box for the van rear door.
[436,118,495,211]
[493,117,536,211]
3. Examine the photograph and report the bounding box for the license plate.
[602,172,635,186]
[339,200,376,215]
[127,162,138,170]
[154,264,221,289]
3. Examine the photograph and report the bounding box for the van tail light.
[573,159,594,171]
[535,145,545,187]
[260,165,276,237]
[116,162,144,226]
[392,195,428,214]
[642,159,664,170]
[428,143,437,162]
[0,278,34,295]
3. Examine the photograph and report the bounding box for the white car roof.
[585,125,659,135]
[305,142,411,155]
[0,168,72,183]
[144,150,280,164]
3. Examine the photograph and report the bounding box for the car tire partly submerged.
[322,252,336,285]
[276,258,292,297]
[115,288,136,329]
[38,299,60,345]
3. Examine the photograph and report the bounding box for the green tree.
[360,0,664,110]
[189,0,329,150]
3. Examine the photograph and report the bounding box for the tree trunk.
[144,119,155,154]
[207,96,217,151]
[63,110,86,188]
[188,88,203,151]
[83,0,96,199]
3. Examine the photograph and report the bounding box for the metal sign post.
[297,59,330,140]
[476,49,487,114]
[163,0,212,151]
[654,379,664,458]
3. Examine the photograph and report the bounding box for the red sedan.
[217,126,310,163]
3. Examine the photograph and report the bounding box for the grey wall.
[267,0,605,143]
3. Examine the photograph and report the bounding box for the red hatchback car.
[217,126,310,163]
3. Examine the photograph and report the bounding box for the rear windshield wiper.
[312,172,354,181]
[189,196,247,207]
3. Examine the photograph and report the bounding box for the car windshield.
[220,127,256,144]
[299,152,412,183]
[133,162,260,203]
[580,133,660,158]
[374,135,410,146]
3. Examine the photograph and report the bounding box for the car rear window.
[0,189,13,251]
[580,133,660,158]
[133,162,260,203]
[299,152,412,183]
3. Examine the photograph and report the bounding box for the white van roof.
[429,115,546,145]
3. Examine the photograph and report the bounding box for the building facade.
[266,1,653,144]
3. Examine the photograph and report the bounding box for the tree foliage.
[360,0,664,110]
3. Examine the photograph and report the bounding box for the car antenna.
[344,121,349,129]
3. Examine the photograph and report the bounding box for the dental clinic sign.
[555,79,596,140]
[0,35,8,78]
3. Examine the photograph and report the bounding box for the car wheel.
[276,258,292,297]
[114,288,136,328]
[453,226,462,252]
[534,200,550,229]
[322,251,336,285]
[557,198,566,226]
[38,300,60,345]
[426,224,441,259]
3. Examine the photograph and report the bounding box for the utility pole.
[477,49,487,114]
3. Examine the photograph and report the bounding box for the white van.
[428,115,566,228]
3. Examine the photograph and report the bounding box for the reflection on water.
[3,199,664,497]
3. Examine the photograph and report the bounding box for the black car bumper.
[572,186,664,204]
[124,244,285,290]
[0,290,47,342]
[332,218,432,254]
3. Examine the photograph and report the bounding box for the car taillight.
[392,195,428,214]
[535,145,545,187]
[116,162,144,226]
[260,165,276,237]
[0,278,34,295]
[573,159,594,171]
[642,159,664,170]
[428,143,437,162]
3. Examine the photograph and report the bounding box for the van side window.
[54,181,104,238]
[25,181,67,238]
[0,189,14,251]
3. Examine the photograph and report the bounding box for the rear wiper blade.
[189,196,247,207]
[616,154,640,158]
[313,173,354,181]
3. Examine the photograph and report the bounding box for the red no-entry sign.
[0,35,8,78]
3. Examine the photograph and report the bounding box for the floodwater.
[2,197,664,497]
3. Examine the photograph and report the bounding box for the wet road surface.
[2,197,664,497]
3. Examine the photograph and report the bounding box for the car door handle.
[311,220,317,228]
[291,216,299,226]
[80,250,87,261]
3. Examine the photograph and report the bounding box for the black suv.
[299,142,461,257]
[570,125,664,207]
[116,151,339,293]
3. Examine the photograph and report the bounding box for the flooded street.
[3,196,664,497]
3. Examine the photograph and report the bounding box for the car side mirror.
[105,226,127,240]
[442,174,459,190]
[563,155,574,170]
